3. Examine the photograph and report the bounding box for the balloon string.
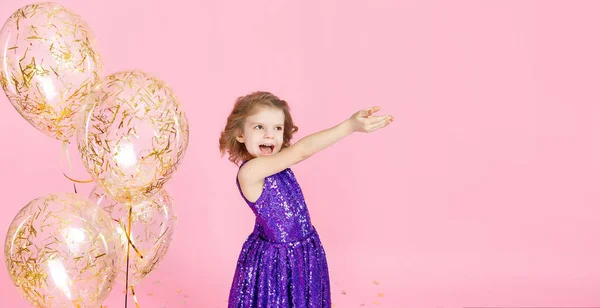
[125,206,132,308]
[113,218,144,259]
[124,207,143,307]
[61,141,78,193]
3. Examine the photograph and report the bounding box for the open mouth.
[259,144,275,155]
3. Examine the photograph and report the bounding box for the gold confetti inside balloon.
[0,2,102,141]
[4,193,120,308]
[89,185,177,286]
[77,70,189,205]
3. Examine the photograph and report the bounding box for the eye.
[253,125,263,130]
[275,126,283,131]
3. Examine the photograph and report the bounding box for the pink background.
[1,0,599,307]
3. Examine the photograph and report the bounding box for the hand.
[348,106,393,133]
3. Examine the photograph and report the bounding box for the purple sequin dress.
[228,164,331,307]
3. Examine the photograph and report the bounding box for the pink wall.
[1,0,599,307]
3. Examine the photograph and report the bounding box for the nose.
[264,128,275,139]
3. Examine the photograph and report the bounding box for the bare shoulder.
[238,147,306,186]
[237,160,266,203]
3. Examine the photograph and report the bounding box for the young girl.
[219,91,393,307]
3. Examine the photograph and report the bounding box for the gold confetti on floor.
[373,301,380,305]
[147,293,154,296]
[377,292,384,298]
[373,280,380,285]
[341,290,347,295]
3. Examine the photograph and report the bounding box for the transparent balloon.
[89,185,177,286]
[0,2,102,140]
[4,193,120,308]
[77,70,189,204]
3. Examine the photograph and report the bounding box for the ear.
[235,132,245,143]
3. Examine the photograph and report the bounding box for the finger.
[366,106,382,117]
[359,106,381,117]
[369,106,381,114]
[365,115,392,125]
[366,118,392,132]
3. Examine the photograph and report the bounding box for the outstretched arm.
[239,106,393,185]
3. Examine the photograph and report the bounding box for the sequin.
[228,163,331,307]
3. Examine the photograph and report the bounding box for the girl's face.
[237,107,285,157]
